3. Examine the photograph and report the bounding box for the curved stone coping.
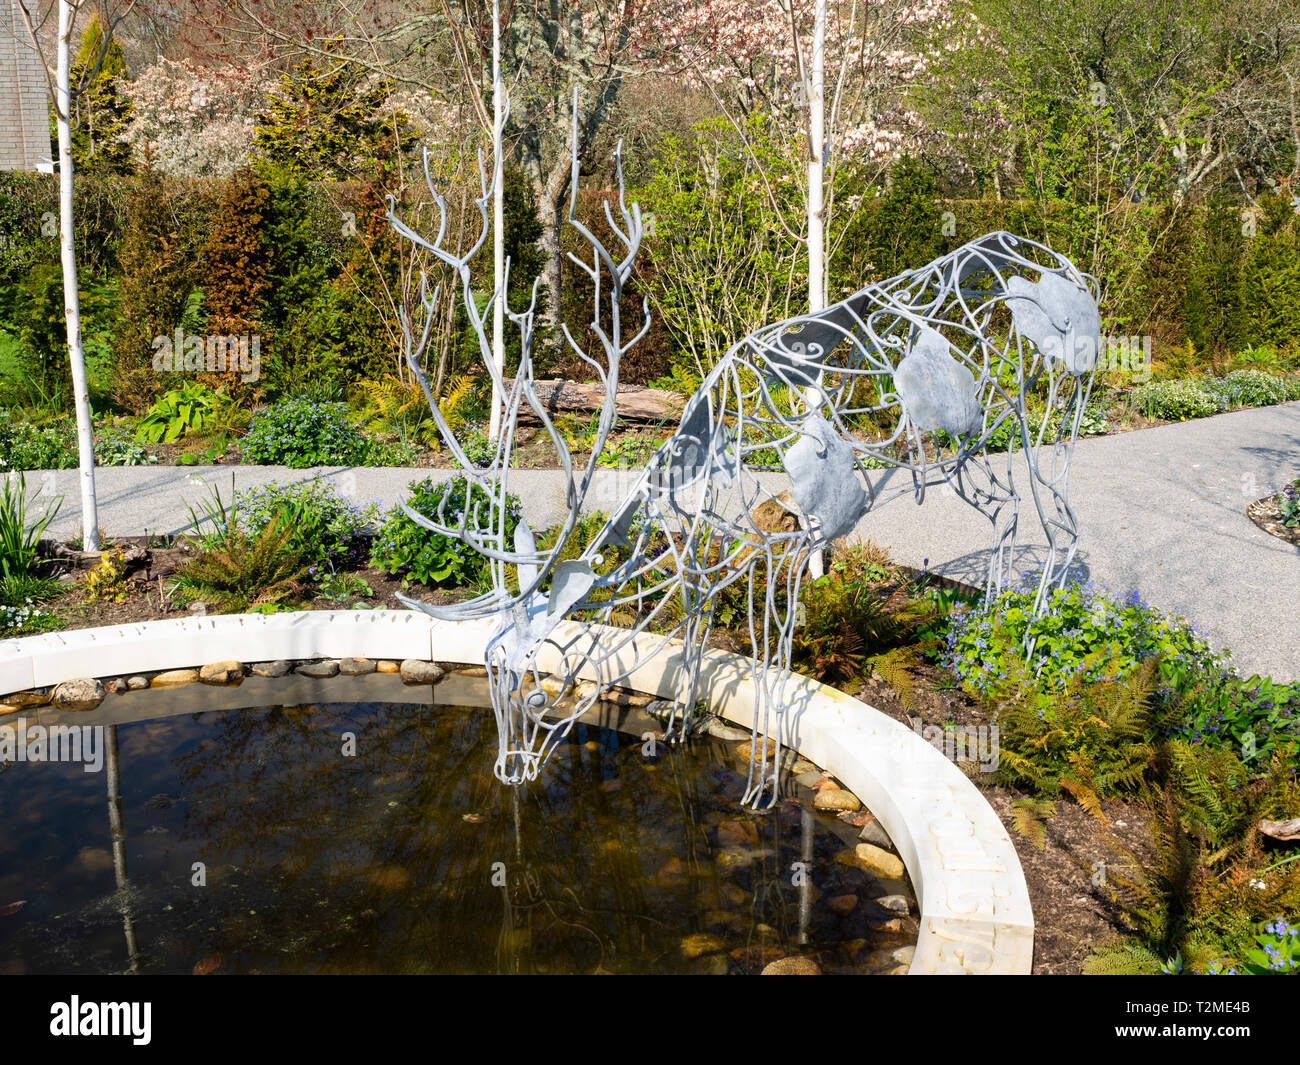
[0,610,1033,974]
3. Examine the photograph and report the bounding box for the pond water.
[0,674,916,974]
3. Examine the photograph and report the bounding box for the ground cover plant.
[240,398,370,468]
[931,577,1300,976]
[370,475,523,588]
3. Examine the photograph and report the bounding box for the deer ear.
[546,560,597,617]
[514,521,539,595]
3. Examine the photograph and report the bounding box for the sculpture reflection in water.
[388,105,1101,809]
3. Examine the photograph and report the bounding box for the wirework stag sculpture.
[388,119,1101,809]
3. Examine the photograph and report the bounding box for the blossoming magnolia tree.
[639,0,970,304]
[123,58,270,177]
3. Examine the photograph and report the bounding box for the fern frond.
[868,646,922,710]
[1082,941,1165,976]
[1011,798,1056,850]
[1062,776,1109,824]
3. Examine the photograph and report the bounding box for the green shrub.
[939,580,1219,700]
[232,479,378,568]
[1277,478,1299,527]
[447,422,495,469]
[173,511,306,613]
[1163,671,1300,767]
[0,571,60,608]
[0,412,73,470]
[1240,918,1300,974]
[792,574,935,686]
[1238,194,1300,349]
[991,658,1159,816]
[94,420,155,466]
[370,476,522,587]
[1202,369,1292,409]
[0,599,63,635]
[240,398,368,467]
[1133,378,1221,420]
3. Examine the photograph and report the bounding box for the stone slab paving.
[24,401,1300,680]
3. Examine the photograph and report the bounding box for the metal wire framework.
[388,113,1102,809]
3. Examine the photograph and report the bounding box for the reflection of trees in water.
[167,701,781,973]
[105,725,141,974]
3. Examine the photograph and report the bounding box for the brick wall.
[0,0,51,172]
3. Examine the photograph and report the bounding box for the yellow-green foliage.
[792,574,934,685]
[867,646,923,711]
[1011,798,1057,851]
[1099,744,1300,966]
[1082,942,1166,975]
[356,374,476,448]
[82,547,129,603]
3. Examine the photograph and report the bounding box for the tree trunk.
[56,0,99,552]
[532,152,571,356]
[489,0,505,443]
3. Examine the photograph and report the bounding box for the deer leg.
[1025,380,1085,620]
[951,446,1019,604]
[1026,447,1081,620]
[741,546,805,810]
[669,587,717,742]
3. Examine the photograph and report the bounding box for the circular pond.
[0,673,917,974]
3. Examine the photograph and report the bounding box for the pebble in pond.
[680,933,727,958]
[199,661,243,685]
[339,658,376,676]
[874,894,909,915]
[855,843,905,880]
[859,820,895,850]
[151,669,198,688]
[703,717,750,741]
[761,955,821,975]
[399,660,445,685]
[51,678,105,711]
[0,691,49,710]
[825,894,858,916]
[296,660,340,679]
[250,661,292,678]
[813,789,860,812]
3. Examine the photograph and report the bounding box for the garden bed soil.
[1246,492,1300,547]
[38,553,460,629]
[851,660,1156,975]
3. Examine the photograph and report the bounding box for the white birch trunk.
[804,0,826,579]
[488,0,506,444]
[56,0,99,551]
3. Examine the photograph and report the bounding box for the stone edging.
[0,609,1033,974]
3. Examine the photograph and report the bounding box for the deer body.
[388,123,1100,807]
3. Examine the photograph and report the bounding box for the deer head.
[387,91,651,785]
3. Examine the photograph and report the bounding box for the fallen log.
[48,543,192,576]
[1260,818,1300,842]
[512,379,683,423]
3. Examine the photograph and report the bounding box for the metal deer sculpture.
[389,119,1101,809]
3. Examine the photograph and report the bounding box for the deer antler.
[386,88,650,624]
